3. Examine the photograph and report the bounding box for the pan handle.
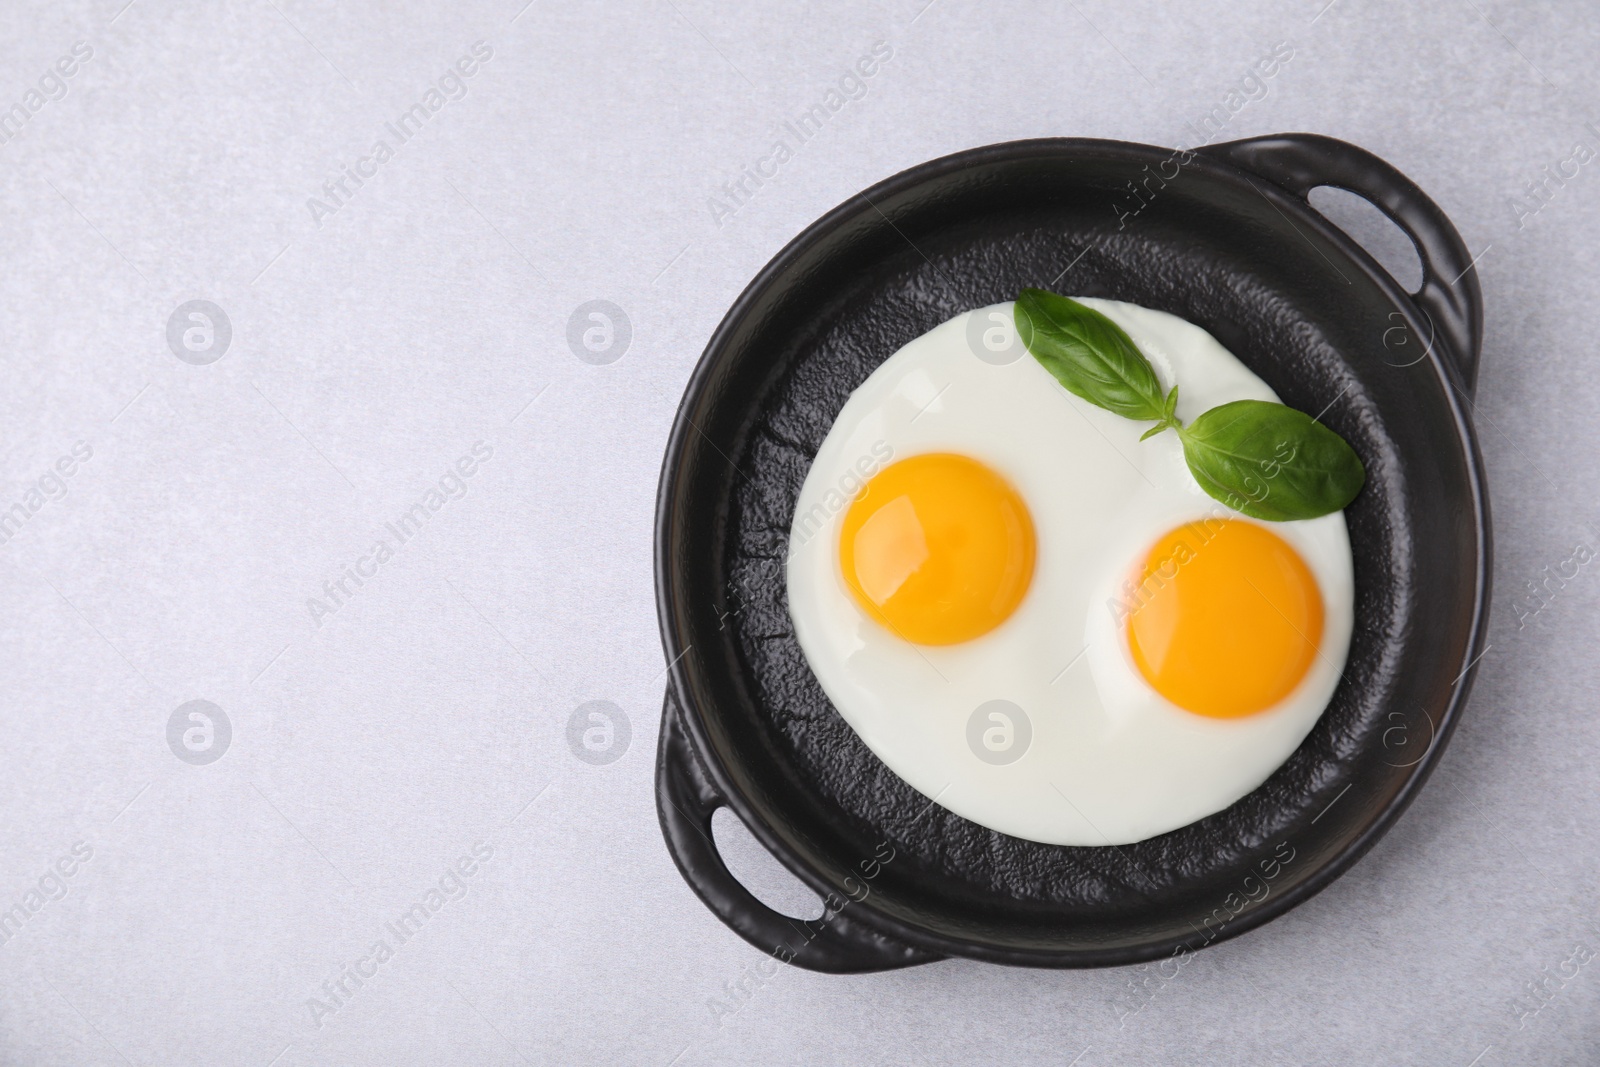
[655,687,943,974]
[1200,133,1484,395]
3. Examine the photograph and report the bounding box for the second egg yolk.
[839,453,1036,646]
[1126,519,1324,718]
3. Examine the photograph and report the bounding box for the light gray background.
[1,0,1596,1063]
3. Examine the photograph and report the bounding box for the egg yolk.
[1126,519,1323,718]
[839,453,1036,646]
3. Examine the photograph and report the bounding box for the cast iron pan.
[654,134,1490,971]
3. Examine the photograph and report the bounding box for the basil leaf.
[1014,289,1168,423]
[1178,399,1365,521]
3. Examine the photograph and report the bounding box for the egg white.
[785,299,1354,845]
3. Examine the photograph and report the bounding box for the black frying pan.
[654,134,1490,971]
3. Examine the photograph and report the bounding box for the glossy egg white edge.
[785,299,1355,846]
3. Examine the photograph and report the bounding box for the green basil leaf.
[1014,289,1168,423]
[1178,399,1365,521]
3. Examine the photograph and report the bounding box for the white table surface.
[2,0,1598,1063]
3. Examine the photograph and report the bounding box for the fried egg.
[785,299,1354,845]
